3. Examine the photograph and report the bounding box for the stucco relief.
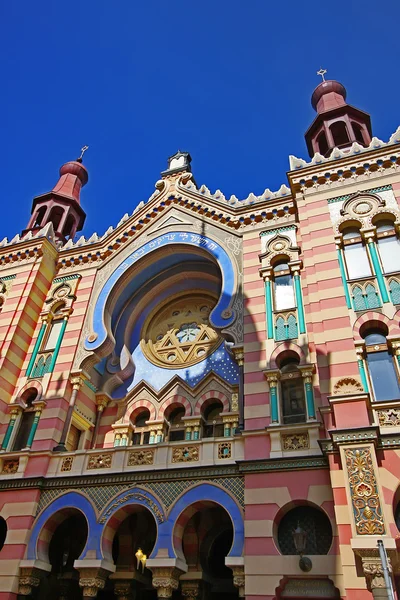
[343,447,385,535]
[328,187,399,228]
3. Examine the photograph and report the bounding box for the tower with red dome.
[24,157,88,242]
[305,78,372,157]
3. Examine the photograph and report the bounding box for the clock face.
[176,322,200,343]
[141,293,221,369]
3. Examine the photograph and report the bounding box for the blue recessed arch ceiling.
[86,232,237,352]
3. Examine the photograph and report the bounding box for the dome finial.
[77,145,89,163]
[316,67,327,82]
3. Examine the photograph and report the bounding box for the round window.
[141,292,221,369]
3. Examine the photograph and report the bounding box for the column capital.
[75,562,114,598]
[114,580,133,600]
[289,260,303,274]
[259,266,273,281]
[263,369,280,386]
[181,580,202,600]
[18,566,45,596]
[78,568,109,597]
[361,227,377,243]
[95,393,110,411]
[151,567,184,599]
[361,556,390,591]
[70,370,89,390]
[232,346,244,366]
[231,565,245,598]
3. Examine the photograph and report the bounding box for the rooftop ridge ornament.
[317,68,327,82]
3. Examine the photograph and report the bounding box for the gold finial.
[317,68,327,82]
[79,145,89,160]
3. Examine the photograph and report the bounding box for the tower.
[304,78,372,157]
[24,156,88,242]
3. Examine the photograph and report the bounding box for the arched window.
[363,328,400,402]
[63,214,76,239]
[132,409,150,446]
[203,401,224,438]
[275,313,298,341]
[273,262,295,310]
[351,283,381,311]
[48,206,64,232]
[375,220,400,274]
[352,122,365,145]
[34,206,47,227]
[167,406,186,442]
[280,358,306,424]
[316,130,328,156]
[330,121,350,147]
[43,311,64,352]
[277,505,332,555]
[389,279,400,305]
[342,226,372,279]
[12,390,38,451]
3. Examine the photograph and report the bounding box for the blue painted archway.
[153,483,244,559]
[27,492,100,562]
[85,231,237,353]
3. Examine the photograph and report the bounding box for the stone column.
[362,557,392,600]
[231,565,245,598]
[114,580,134,600]
[53,372,87,452]
[18,566,43,596]
[91,395,109,449]
[78,567,109,598]
[265,371,280,424]
[151,567,183,599]
[1,405,22,450]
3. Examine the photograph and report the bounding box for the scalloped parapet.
[289,125,400,171]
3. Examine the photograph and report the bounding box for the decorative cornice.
[288,144,400,197]
[237,455,328,472]
[289,126,400,171]
[0,455,330,491]
[329,426,379,447]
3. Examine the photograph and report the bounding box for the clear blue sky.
[0,1,399,239]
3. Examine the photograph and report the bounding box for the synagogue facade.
[0,79,399,600]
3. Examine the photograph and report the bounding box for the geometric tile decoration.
[35,476,244,517]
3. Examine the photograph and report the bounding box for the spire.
[24,151,89,242]
[305,74,372,158]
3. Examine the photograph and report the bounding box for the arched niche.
[85,232,239,356]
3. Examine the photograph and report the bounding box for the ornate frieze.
[281,433,310,451]
[128,449,154,466]
[333,377,364,395]
[98,491,165,524]
[2,458,19,474]
[87,453,112,470]
[61,456,73,472]
[378,408,400,427]
[171,446,199,463]
[343,447,385,535]
[218,442,232,459]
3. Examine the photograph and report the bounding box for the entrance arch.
[27,492,98,562]
[165,483,244,561]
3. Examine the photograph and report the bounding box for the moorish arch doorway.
[99,504,157,600]
[36,508,88,600]
[175,501,239,600]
